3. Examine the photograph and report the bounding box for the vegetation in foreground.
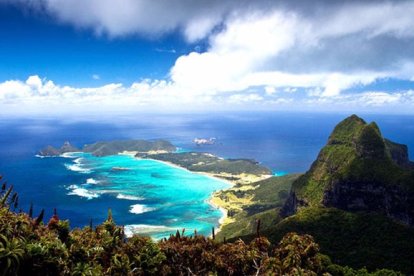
[0,181,400,275]
[242,207,414,274]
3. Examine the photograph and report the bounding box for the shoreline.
[138,157,272,233]
[45,150,270,234]
[119,151,271,233]
[138,157,235,232]
[120,151,239,232]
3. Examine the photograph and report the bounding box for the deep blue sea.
[0,112,413,238]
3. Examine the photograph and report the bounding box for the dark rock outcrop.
[281,115,414,226]
[385,139,414,169]
[39,141,79,156]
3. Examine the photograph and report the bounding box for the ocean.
[0,112,413,238]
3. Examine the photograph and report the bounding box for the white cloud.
[315,1,414,39]
[26,75,43,90]
[265,86,276,95]
[1,75,413,116]
[228,93,263,104]
[167,3,414,98]
[0,80,31,101]
[184,16,221,42]
[1,1,414,114]
[359,92,402,106]
[169,11,304,93]
[92,74,100,80]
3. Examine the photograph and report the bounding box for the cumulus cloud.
[1,75,413,116]
[168,1,414,97]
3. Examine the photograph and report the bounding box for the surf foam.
[60,152,81,158]
[74,158,84,164]
[65,163,92,174]
[129,204,155,214]
[86,178,99,185]
[67,185,99,200]
[116,194,144,201]
[124,224,174,238]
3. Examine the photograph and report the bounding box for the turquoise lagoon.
[60,152,230,239]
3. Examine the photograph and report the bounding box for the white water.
[67,185,100,200]
[129,204,155,214]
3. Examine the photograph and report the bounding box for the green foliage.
[216,175,298,240]
[327,114,366,145]
[217,208,282,241]
[290,114,414,207]
[24,237,68,275]
[0,234,25,276]
[292,142,357,206]
[326,264,403,276]
[250,174,299,206]
[123,236,166,275]
[272,232,324,275]
[356,122,386,159]
[82,139,176,157]
[260,207,414,274]
[0,186,14,206]
[144,152,272,175]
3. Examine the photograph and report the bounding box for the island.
[39,139,176,157]
[136,151,271,185]
[39,139,274,233]
[39,140,271,185]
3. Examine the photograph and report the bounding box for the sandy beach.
[121,150,271,233]
[140,158,235,231]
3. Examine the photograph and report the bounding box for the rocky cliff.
[281,115,414,225]
[39,141,79,156]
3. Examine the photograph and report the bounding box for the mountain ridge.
[38,139,176,157]
[281,114,414,225]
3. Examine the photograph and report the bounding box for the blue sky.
[0,0,414,115]
[0,4,189,86]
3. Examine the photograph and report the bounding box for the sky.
[0,0,414,115]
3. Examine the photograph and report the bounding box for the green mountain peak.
[281,115,414,225]
[327,114,366,145]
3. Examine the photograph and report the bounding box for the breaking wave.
[66,185,99,200]
[129,204,155,214]
[86,178,99,185]
[64,163,92,174]
[124,224,174,238]
[116,194,145,201]
[60,152,81,158]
